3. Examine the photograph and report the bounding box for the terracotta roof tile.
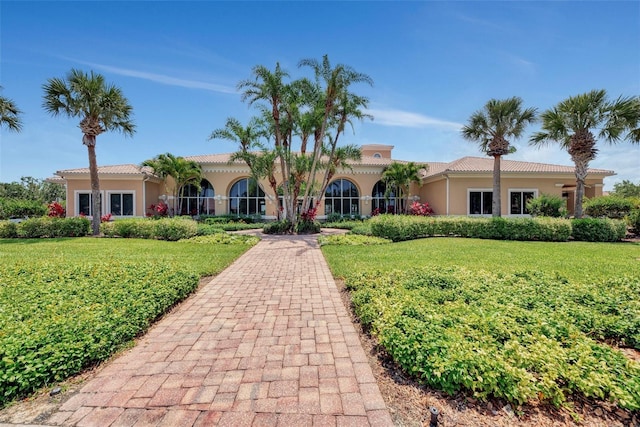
[56,164,155,176]
[423,156,614,177]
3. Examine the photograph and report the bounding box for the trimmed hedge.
[0,217,91,238]
[0,198,47,220]
[370,215,572,242]
[345,267,640,409]
[101,218,198,241]
[571,218,627,242]
[263,220,292,234]
[318,234,391,246]
[584,196,634,219]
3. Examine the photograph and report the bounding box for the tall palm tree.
[0,87,22,132]
[43,69,135,235]
[382,162,426,214]
[209,116,265,170]
[461,97,536,217]
[298,55,373,213]
[530,90,639,218]
[142,153,202,216]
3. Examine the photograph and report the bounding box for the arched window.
[371,180,398,214]
[324,178,359,216]
[180,179,215,216]
[229,178,265,216]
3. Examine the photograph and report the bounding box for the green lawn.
[0,236,256,406]
[322,237,640,282]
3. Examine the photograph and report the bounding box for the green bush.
[101,218,156,239]
[369,215,572,242]
[627,210,640,234]
[584,196,634,219]
[323,220,366,230]
[318,234,391,246]
[217,222,264,232]
[325,212,344,223]
[181,234,260,245]
[203,214,259,224]
[0,261,199,406]
[0,198,47,220]
[196,224,225,236]
[154,218,199,241]
[345,267,640,410]
[571,218,627,242]
[15,217,90,238]
[0,221,17,238]
[349,223,373,236]
[526,194,567,218]
[263,220,292,234]
[295,220,321,234]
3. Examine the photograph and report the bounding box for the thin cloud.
[367,108,463,130]
[65,58,237,94]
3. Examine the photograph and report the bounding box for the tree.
[0,177,65,203]
[43,69,135,234]
[611,180,640,199]
[381,162,427,214]
[141,153,202,216]
[213,55,372,232]
[0,87,22,132]
[315,144,362,208]
[462,97,536,217]
[530,90,639,218]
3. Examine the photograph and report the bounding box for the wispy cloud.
[366,108,463,130]
[65,58,237,94]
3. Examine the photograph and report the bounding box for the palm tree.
[315,144,362,209]
[382,162,427,214]
[0,87,22,132]
[530,90,639,218]
[142,153,202,216]
[461,97,536,217]
[209,117,265,168]
[43,69,135,235]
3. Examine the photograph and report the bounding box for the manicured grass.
[322,237,640,282]
[0,237,256,406]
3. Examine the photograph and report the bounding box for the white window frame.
[508,189,538,217]
[467,188,493,216]
[106,191,136,217]
[75,190,104,218]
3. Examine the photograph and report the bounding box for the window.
[509,190,536,215]
[180,179,215,216]
[325,179,359,216]
[229,178,265,216]
[469,190,492,215]
[109,193,134,216]
[371,180,398,214]
[77,192,102,216]
[373,152,382,158]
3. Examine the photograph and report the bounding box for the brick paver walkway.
[45,233,393,426]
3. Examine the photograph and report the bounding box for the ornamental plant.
[47,201,66,218]
[409,201,434,216]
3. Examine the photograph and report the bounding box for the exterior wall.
[65,177,157,218]
[420,180,447,215]
[360,144,393,159]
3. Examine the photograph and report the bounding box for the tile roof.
[183,153,399,167]
[423,156,614,177]
[56,164,156,176]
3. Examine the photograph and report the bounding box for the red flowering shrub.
[47,201,66,218]
[409,201,434,216]
[300,207,317,222]
[372,208,381,216]
[101,213,113,223]
[146,202,168,218]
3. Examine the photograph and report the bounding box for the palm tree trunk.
[574,161,588,219]
[492,155,501,217]
[86,141,101,236]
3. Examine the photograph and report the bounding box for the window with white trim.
[77,192,102,216]
[109,192,134,216]
[509,190,536,215]
[468,190,492,215]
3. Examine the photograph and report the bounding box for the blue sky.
[1,1,639,190]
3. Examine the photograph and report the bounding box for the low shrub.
[370,215,572,242]
[153,218,198,241]
[627,209,640,234]
[0,198,47,220]
[322,220,365,230]
[295,220,321,234]
[571,218,627,242]
[0,261,199,406]
[318,234,391,246]
[180,234,259,245]
[527,194,567,218]
[263,220,292,234]
[348,223,373,236]
[101,219,156,239]
[14,217,90,238]
[217,223,264,232]
[325,212,344,223]
[0,221,17,238]
[345,267,640,410]
[584,196,634,219]
[196,224,225,236]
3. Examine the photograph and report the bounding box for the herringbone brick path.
[44,233,393,426]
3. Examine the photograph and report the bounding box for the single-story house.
[54,144,614,219]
